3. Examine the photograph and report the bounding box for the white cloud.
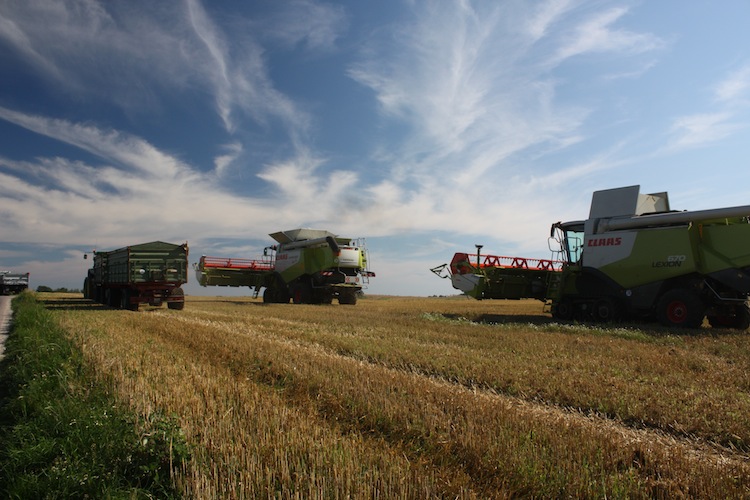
[666,112,739,151]
[0,0,313,138]
[214,142,243,177]
[526,0,578,42]
[553,7,664,63]
[261,0,347,51]
[714,63,750,104]
[4,1,742,297]
[665,63,750,153]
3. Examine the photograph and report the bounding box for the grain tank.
[195,228,374,305]
[83,241,188,311]
[435,185,750,329]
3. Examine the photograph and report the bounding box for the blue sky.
[1,0,750,297]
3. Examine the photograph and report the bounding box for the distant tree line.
[36,286,81,293]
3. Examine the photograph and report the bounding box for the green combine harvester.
[433,185,750,329]
[195,228,374,305]
[83,241,189,311]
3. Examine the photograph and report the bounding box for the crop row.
[50,295,750,498]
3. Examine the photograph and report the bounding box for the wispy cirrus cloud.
[347,0,660,206]
[259,0,347,51]
[667,112,738,151]
[4,1,745,297]
[526,0,579,42]
[552,7,664,63]
[0,0,328,139]
[666,64,750,152]
[714,63,750,104]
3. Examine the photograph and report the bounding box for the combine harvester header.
[434,185,750,329]
[433,252,562,301]
[195,228,374,305]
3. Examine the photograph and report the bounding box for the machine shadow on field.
[438,312,746,337]
[38,297,110,311]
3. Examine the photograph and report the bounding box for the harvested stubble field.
[41,293,750,498]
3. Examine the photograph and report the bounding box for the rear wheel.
[656,289,705,328]
[338,291,358,305]
[708,304,750,330]
[167,287,185,310]
[734,305,750,330]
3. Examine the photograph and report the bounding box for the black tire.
[594,298,619,323]
[276,288,290,304]
[338,291,358,305]
[656,289,705,328]
[319,292,334,305]
[263,285,289,304]
[735,305,750,330]
[552,299,574,320]
[105,289,117,307]
[112,289,122,308]
[167,287,185,310]
[708,304,750,330]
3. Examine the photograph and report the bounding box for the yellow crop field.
[41,293,750,498]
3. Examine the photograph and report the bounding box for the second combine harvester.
[433,185,750,329]
[195,229,374,305]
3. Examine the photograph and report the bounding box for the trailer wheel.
[168,287,185,310]
[656,289,705,328]
[121,290,139,311]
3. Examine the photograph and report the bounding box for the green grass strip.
[0,293,189,498]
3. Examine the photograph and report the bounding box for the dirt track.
[0,295,11,359]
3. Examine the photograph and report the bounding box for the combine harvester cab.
[434,185,750,329]
[83,241,189,311]
[195,228,375,305]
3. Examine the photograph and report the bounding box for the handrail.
[449,252,563,275]
[200,256,274,271]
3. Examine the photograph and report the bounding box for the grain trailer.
[84,241,188,311]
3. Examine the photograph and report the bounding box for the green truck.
[83,241,189,311]
[195,228,374,305]
[433,185,750,329]
[0,271,30,295]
